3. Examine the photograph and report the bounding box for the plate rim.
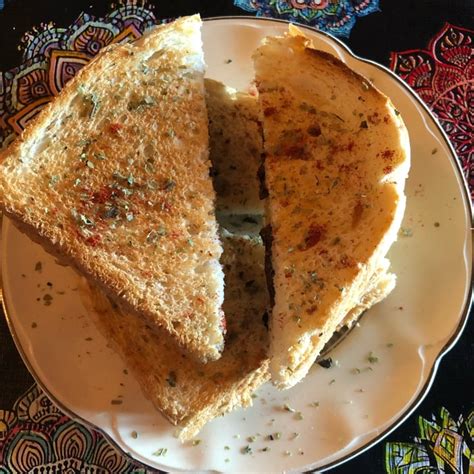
[1,15,472,473]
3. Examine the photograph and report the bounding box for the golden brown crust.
[254,29,410,388]
[0,16,226,362]
[81,232,270,440]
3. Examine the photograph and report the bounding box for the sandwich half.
[82,231,270,441]
[0,15,226,362]
[253,27,410,388]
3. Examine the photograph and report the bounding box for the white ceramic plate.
[1,17,472,473]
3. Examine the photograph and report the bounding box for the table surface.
[0,1,472,473]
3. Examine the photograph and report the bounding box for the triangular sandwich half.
[253,27,410,388]
[0,16,226,362]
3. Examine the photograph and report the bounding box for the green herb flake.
[241,445,252,455]
[164,179,176,191]
[360,120,368,129]
[131,431,138,439]
[431,148,438,155]
[225,59,233,64]
[192,440,201,446]
[225,458,230,463]
[262,447,270,452]
[166,371,177,387]
[368,352,379,364]
[153,448,168,457]
[399,227,413,237]
[386,343,394,348]
[247,436,257,443]
[329,378,336,385]
[295,411,304,421]
[292,432,300,440]
[285,450,292,456]
[310,401,320,407]
[352,368,361,375]
[284,404,296,413]
[43,294,53,306]
[111,399,123,405]
[49,175,60,187]
[394,109,401,116]
[95,151,106,161]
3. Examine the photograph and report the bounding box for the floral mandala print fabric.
[233,0,380,37]
[390,23,474,200]
[0,0,471,471]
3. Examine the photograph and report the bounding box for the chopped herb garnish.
[329,378,336,385]
[285,450,292,456]
[43,294,53,306]
[368,352,379,364]
[284,404,295,413]
[163,179,176,191]
[262,447,270,452]
[291,432,300,440]
[394,109,400,116]
[224,445,230,450]
[247,435,257,443]
[399,227,413,237]
[95,151,106,161]
[386,343,394,348]
[131,431,138,439]
[153,448,168,457]
[310,401,320,407]
[49,175,60,187]
[192,439,201,446]
[431,148,438,155]
[352,368,361,375]
[225,59,233,64]
[295,412,304,420]
[166,371,177,387]
[241,445,252,455]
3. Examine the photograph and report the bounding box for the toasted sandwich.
[82,230,270,441]
[0,15,226,362]
[253,27,410,388]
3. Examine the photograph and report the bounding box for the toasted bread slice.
[0,16,226,362]
[206,79,263,215]
[338,258,396,330]
[254,28,410,388]
[81,231,270,441]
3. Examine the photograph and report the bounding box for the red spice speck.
[381,149,395,160]
[109,123,123,134]
[383,166,393,174]
[368,112,381,125]
[301,224,325,250]
[315,160,324,170]
[85,235,102,247]
[264,107,277,117]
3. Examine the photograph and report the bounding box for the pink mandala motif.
[390,23,474,200]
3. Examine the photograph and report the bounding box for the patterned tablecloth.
[0,1,472,472]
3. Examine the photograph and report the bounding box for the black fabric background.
[0,1,472,472]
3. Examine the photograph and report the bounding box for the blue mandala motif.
[234,0,380,37]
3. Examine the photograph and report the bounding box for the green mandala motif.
[385,407,474,473]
